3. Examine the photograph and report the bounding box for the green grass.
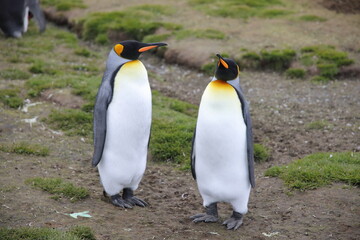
[175,29,225,40]
[305,120,331,130]
[240,45,355,81]
[0,142,49,156]
[265,152,360,190]
[299,15,327,22]
[41,0,86,11]
[151,91,197,166]
[78,4,176,44]
[0,88,23,108]
[259,9,292,18]
[25,177,89,202]
[188,0,285,19]
[285,68,306,79]
[0,68,31,80]
[0,226,95,240]
[254,143,270,163]
[44,109,93,137]
[143,34,171,43]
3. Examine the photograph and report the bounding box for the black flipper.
[228,79,255,188]
[92,56,123,167]
[190,125,197,179]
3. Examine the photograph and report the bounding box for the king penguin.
[190,54,255,230]
[92,40,167,208]
[0,0,46,38]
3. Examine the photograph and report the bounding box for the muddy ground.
[1,0,360,240]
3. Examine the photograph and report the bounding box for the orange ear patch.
[114,44,124,56]
[138,45,158,52]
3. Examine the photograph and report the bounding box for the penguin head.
[113,40,167,60]
[215,54,240,81]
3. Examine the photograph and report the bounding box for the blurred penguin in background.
[0,0,46,38]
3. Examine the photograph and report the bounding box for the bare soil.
[1,0,360,240]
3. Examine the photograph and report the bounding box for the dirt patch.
[41,88,85,109]
[321,0,360,14]
[1,1,360,239]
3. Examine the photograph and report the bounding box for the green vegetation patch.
[0,68,31,80]
[0,88,23,108]
[151,91,197,166]
[259,9,292,18]
[188,0,285,19]
[41,0,86,11]
[175,29,225,40]
[78,4,177,44]
[305,120,331,130]
[285,68,306,79]
[265,152,360,190]
[240,48,296,71]
[25,177,89,202]
[0,226,95,240]
[299,15,327,22]
[254,143,270,163]
[240,45,355,81]
[44,109,92,137]
[0,142,49,156]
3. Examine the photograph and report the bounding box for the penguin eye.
[114,44,124,56]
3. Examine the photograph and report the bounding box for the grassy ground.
[1,1,359,239]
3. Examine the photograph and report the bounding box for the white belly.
[195,80,250,206]
[98,60,151,194]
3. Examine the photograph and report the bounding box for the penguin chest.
[195,80,249,199]
[104,60,151,163]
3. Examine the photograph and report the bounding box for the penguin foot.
[190,202,218,223]
[122,188,148,207]
[110,194,133,208]
[190,213,218,223]
[222,211,243,230]
[125,196,148,207]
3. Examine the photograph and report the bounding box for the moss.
[240,51,261,69]
[259,9,292,18]
[260,48,296,71]
[254,143,270,163]
[44,109,92,136]
[0,142,49,156]
[201,62,216,75]
[74,48,92,57]
[317,63,339,79]
[25,177,89,202]
[264,152,360,190]
[189,0,284,19]
[0,227,86,240]
[0,68,31,80]
[151,91,197,166]
[41,0,86,11]
[29,60,57,75]
[0,88,23,108]
[299,15,327,22]
[67,226,96,240]
[79,5,176,43]
[285,68,306,79]
[311,75,330,83]
[306,120,331,130]
[175,29,225,40]
[143,33,171,43]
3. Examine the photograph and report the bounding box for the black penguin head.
[215,54,240,81]
[113,40,167,60]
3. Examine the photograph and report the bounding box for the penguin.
[190,54,255,230]
[0,0,46,38]
[92,40,167,208]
